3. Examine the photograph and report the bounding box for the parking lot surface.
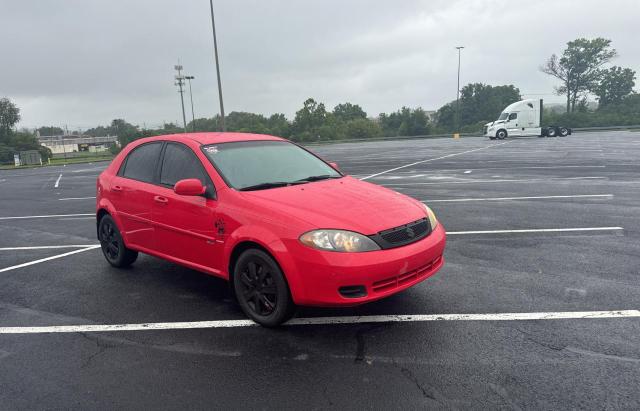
[1,131,639,409]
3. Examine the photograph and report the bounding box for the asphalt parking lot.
[1,131,639,409]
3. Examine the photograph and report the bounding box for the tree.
[541,38,617,113]
[0,97,21,141]
[459,83,521,126]
[344,118,382,140]
[266,113,291,137]
[37,126,64,136]
[594,66,636,108]
[378,107,431,136]
[435,83,520,131]
[292,98,328,140]
[332,103,367,122]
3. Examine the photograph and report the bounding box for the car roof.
[134,132,286,146]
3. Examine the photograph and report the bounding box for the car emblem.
[406,227,415,238]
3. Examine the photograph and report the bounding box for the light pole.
[209,0,226,131]
[455,46,464,134]
[185,75,196,132]
[174,64,188,133]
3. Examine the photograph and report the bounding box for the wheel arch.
[95,199,128,245]
[224,230,304,304]
[96,208,110,239]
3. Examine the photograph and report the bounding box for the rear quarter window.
[120,142,162,183]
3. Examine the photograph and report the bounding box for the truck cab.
[483,99,571,139]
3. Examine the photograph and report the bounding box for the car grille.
[372,255,442,293]
[369,218,431,249]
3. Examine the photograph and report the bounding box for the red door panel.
[152,186,223,274]
[109,176,156,250]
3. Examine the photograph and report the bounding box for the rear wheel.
[547,127,557,137]
[98,214,138,268]
[233,248,295,327]
[559,127,569,137]
[496,129,507,140]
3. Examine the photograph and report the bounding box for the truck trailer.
[483,99,571,139]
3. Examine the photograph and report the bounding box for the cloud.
[2,0,638,129]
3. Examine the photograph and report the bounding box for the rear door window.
[121,143,162,183]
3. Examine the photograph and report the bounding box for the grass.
[0,154,114,170]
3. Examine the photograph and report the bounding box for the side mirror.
[329,162,340,171]
[174,178,206,196]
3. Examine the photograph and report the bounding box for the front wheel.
[233,249,296,327]
[496,129,507,140]
[98,215,138,268]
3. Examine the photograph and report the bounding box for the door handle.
[112,185,123,192]
[154,196,169,204]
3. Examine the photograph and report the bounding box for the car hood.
[238,176,426,235]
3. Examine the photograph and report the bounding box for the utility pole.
[455,46,464,134]
[63,125,68,162]
[209,0,226,131]
[185,75,196,132]
[174,64,188,133]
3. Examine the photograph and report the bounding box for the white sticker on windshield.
[205,146,219,154]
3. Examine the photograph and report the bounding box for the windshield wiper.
[293,174,341,183]
[239,181,304,191]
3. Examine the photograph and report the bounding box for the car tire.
[98,214,138,268]
[559,127,569,137]
[547,127,557,137]
[233,248,296,327]
[496,129,507,140]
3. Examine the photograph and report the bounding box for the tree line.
[1,37,637,163]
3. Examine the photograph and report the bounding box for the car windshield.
[202,140,342,190]
[497,112,509,121]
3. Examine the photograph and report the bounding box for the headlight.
[299,229,380,252]
[423,204,438,229]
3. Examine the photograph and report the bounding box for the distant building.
[38,134,119,158]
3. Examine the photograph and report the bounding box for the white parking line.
[0,245,98,251]
[54,173,62,188]
[360,141,513,180]
[448,227,623,235]
[0,213,94,220]
[424,194,613,203]
[0,245,100,273]
[384,176,606,186]
[1,309,638,334]
[58,196,96,201]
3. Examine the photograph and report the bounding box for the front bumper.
[287,224,446,306]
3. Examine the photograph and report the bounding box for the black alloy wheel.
[234,249,295,326]
[98,215,138,268]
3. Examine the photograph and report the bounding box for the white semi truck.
[483,99,571,139]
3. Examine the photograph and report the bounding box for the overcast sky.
[2,0,638,130]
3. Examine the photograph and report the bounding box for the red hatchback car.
[97,133,446,326]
